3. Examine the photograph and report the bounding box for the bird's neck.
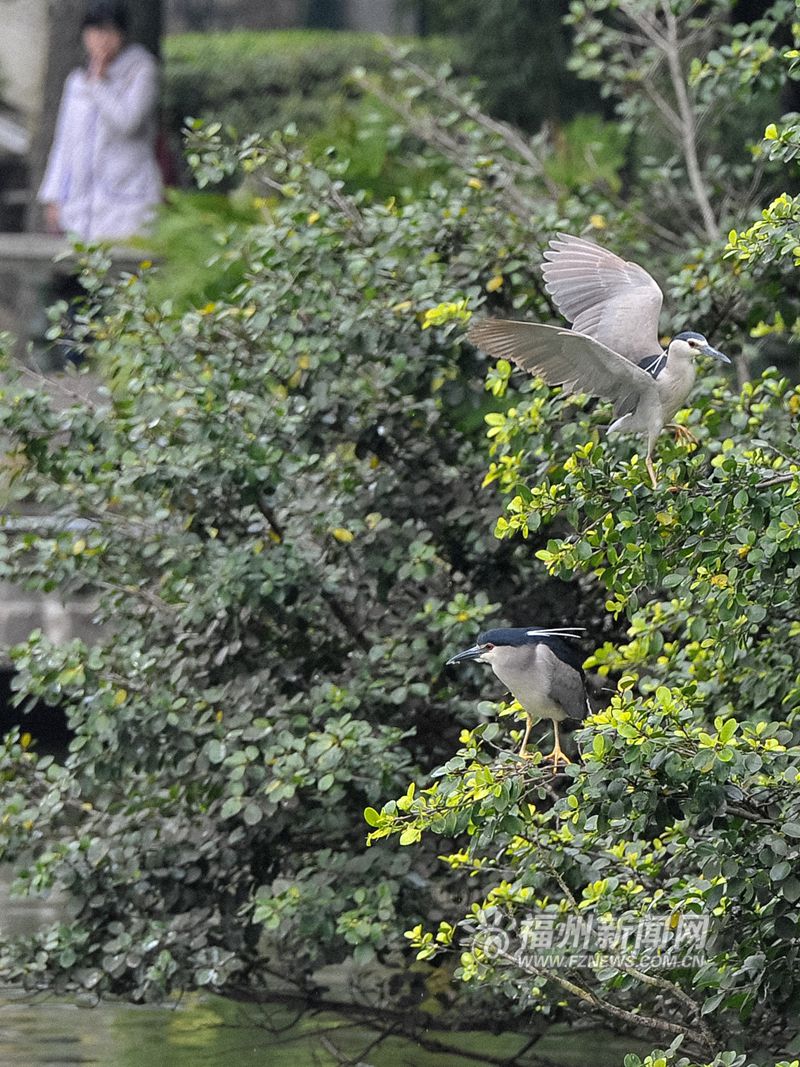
[660,350,696,419]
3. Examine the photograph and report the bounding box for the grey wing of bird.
[541,232,663,362]
[538,645,589,722]
[468,319,657,417]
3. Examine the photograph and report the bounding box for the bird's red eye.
[484,643,494,650]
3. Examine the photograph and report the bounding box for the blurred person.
[38,0,162,241]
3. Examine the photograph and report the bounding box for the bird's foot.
[668,423,699,446]
[646,456,659,490]
[542,741,572,772]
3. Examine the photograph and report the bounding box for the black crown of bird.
[468,232,730,490]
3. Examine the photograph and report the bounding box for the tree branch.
[620,964,718,1051]
[384,42,559,196]
[659,1,719,240]
[253,492,369,652]
[755,472,797,489]
[531,963,711,1056]
[353,72,539,218]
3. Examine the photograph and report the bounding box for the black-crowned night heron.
[447,627,589,769]
[468,232,730,488]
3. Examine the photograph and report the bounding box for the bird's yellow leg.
[646,454,659,490]
[542,721,572,770]
[518,712,533,758]
[667,423,699,445]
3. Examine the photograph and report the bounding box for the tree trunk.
[26,0,163,231]
[307,0,343,29]
[26,0,84,231]
[129,0,164,58]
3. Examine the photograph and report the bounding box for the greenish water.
[0,991,636,1066]
[0,871,639,1066]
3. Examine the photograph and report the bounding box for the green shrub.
[364,10,800,1063]
[0,124,599,1008]
[1,6,798,1062]
[162,30,458,140]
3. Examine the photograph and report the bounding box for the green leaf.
[207,740,226,764]
[221,797,242,819]
[770,860,791,882]
[243,803,263,826]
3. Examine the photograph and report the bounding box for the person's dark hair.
[82,1,128,32]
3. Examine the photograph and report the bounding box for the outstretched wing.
[468,319,657,415]
[541,232,663,362]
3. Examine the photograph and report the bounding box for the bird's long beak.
[701,343,731,364]
[446,644,483,666]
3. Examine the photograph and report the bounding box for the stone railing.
[0,232,146,356]
[0,233,144,660]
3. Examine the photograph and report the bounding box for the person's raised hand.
[44,203,62,235]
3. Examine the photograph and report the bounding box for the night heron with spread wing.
[468,232,730,488]
[447,627,589,769]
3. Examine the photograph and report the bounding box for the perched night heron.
[447,627,589,769]
[468,232,730,488]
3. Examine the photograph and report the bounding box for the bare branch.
[383,42,556,188]
[756,472,798,489]
[619,3,671,51]
[620,964,718,1050]
[639,81,684,138]
[529,964,712,1056]
[355,72,537,218]
[660,1,719,239]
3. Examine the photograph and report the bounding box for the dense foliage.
[0,2,798,1064]
[364,9,800,1065]
[162,29,457,151]
[0,119,603,1010]
[371,363,800,1061]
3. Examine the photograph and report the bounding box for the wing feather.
[468,319,657,413]
[537,644,589,723]
[541,232,663,361]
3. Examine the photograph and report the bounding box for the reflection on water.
[0,992,639,1067]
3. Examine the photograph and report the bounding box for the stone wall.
[0,581,100,664]
[0,0,49,124]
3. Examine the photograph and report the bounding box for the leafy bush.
[162,30,458,140]
[0,120,604,1008]
[162,31,462,201]
[364,13,800,1064]
[0,4,798,1063]
[143,189,261,309]
[373,359,800,1059]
